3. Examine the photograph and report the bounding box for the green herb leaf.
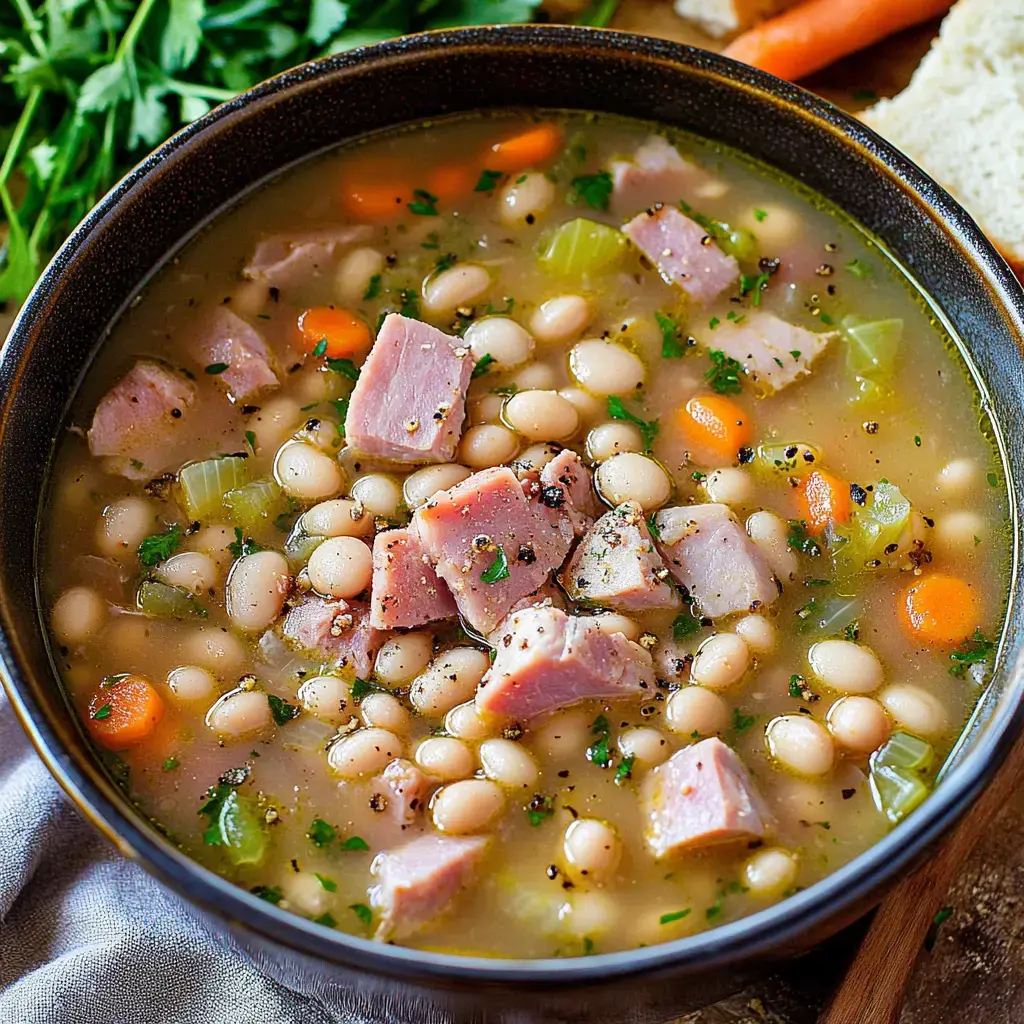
[340,835,370,851]
[314,912,338,928]
[606,397,659,451]
[407,188,439,216]
[569,170,613,211]
[244,430,257,454]
[312,338,328,357]
[846,259,871,279]
[163,756,180,771]
[138,523,181,567]
[205,362,229,375]
[753,208,768,222]
[949,629,995,679]
[308,818,336,848]
[704,350,744,394]
[526,794,555,826]
[315,873,338,892]
[349,677,379,702]
[251,885,284,904]
[481,546,510,584]
[92,703,112,720]
[659,909,691,925]
[268,694,300,726]
[326,357,360,380]
[472,353,496,379]
[671,610,700,642]
[363,274,382,300]
[587,713,612,768]
[349,903,373,926]
[732,708,756,733]
[739,271,770,306]
[656,311,687,358]
[475,169,503,192]
[614,753,636,785]
[227,527,260,559]
[786,520,822,558]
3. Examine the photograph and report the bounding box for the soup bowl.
[3,24,1024,1024]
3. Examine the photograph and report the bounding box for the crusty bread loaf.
[864,0,1024,273]
[672,0,799,38]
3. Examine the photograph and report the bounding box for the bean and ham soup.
[43,112,1008,957]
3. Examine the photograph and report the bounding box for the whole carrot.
[723,0,955,82]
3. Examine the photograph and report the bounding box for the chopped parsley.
[251,885,283,904]
[914,434,922,447]
[583,937,596,955]
[340,835,370,851]
[672,610,701,642]
[526,794,555,826]
[314,912,338,928]
[949,630,995,679]
[614,754,636,785]
[732,708,756,733]
[705,896,724,921]
[659,909,691,925]
[656,311,687,358]
[407,188,438,216]
[267,694,300,726]
[227,527,260,559]
[308,818,336,848]
[349,677,379,702]
[204,362,229,375]
[363,274,382,300]
[311,338,328,357]
[162,756,179,772]
[786,520,822,558]
[326,357,360,381]
[753,208,768,222]
[925,905,955,951]
[709,316,720,330]
[788,674,804,698]
[315,873,338,892]
[349,903,373,926]
[987,471,999,488]
[647,514,661,541]
[91,703,112,720]
[704,349,743,395]
[606,396,658,451]
[199,779,240,846]
[586,714,612,768]
[244,429,257,455]
[481,546,510,584]
[137,523,181,567]
[474,169,503,192]
[846,258,871,278]
[569,170,613,211]
[472,353,496,379]
[739,271,770,306]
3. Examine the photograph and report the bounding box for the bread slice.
[672,0,799,38]
[863,0,1024,274]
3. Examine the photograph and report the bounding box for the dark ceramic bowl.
[3,24,1023,1024]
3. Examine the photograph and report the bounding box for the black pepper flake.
[737,445,755,465]
[546,864,559,880]
[850,483,868,506]
[842,788,856,800]
[241,404,259,415]
[815,264,834,277]
[538,486,565,509]
[758,256,781,276]
[502,723,524,742]
[171,407,182,418]
[368,793,387,812]
[268,286,280,302]
[557,769,570,778]
[517,545,537,564]
[863,421,879,435]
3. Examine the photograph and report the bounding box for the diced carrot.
[900,574,981,647]
[796,469,851,534]
[723,0,954,83]
[679,394,752,462]
[339,161,412,221]
[86,675,165,752]
[297,306,371,359]
[428,162,478,201]
[485,123,564,173]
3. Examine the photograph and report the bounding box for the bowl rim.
[4,22,1024,985]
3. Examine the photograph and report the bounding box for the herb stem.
[0,86,43,191]
[115,0,160,63]
[12,0,47,59]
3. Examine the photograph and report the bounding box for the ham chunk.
[642,738,771,858]
[414,467,573,634]
[282,596,378,677]
[707,311,837,395]
[190,307,278,403]
[623,204,738,305]
[243,225,372,290]
[371,759,432,826]
[539,448,600,532]
[610,135,708,216]
[370,526,457,630]
[369,834,488,941]
[477,606,654,720]
[655,503,779,619]
[87,360,197,480]
[562,501,680,612]
[345,314,474,463]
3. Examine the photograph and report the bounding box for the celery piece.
[848,375,894,408]
[869,764,930,824]
[137,580,207,619]
[831,481,911,577]
[716,224,757,262]
[842,317,902,379]
[874,731,935,773]
[217,789,267,866]
[284,525,326,567]
[796,594,860,636]
[179,457,250,521]
[538,218,627,278]
[756,441,821,476]
[225,479,284,528]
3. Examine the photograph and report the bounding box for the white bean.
[182,627,246,675]
[375,633,434,686]
[361,692,412,734]
[349,473,402,519]
[513,362,559,391]
[422,264,491,313]
[734,614,775,653]
[595,453,671,511]
[52,587,107,645]
[298,416,342,452]
[458,424,519,469]
[298,674,352,723]
[703,467,753,506]
[617,726,669,766]
[563,819,621,884]
[807,640,883,694]
[275,441,343,501]
[411,647,489,717]
[97,498,155,559]
[560,890,619,939]
[403,464,472,508]
[431,779,505,834]
[512,443,562,477]
[503,390,579,441]
[827,695,891,753]
[251,397,304,450]
[282,871,331,916]
[207,689,272,736]
[157,552,217,596]
[746,510,798,581]
[664,686,730,737]
[530,295,591,344]
[186,525,237,569]
[558,386,605,423]
[498,171,555,226]
[592,613,640,642]
[307,536,373,599]
[302,498,374,538]
[416,736,474,780]
[586,422,642,461]
[464,317,534,369]
[166,665,215,702]
[469,394,506,425]
[744,848,798,896]
[446,700,502,741]
[937,457,978,492]
[878,684,948,738]
[766,715,835,776]
[226,550,291,631]
[739,202,801,247]
[569,339,645,395]
[327,727,403,777]
[533,710,589,757]
[691,633,750,690]
[336,246,385,305]
[934,511,985,552]
[479,738,539,789]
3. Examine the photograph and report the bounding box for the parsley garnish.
[315,873,338,892]
[659,909,691,925]
[314,912,338,928]
[227,527,260,559]
[308,818,336,848]
[709,316,720,330]
[162,756,179,771]
[472,353,496,379]
[786,520,822,558]
[788,674,804,698]
[340,835,370,851]
[268,694,300,726]
[349,677,378,702]
[656,311,687,358]
[846,259,871,279]
[526,794,555,826]
[704,350,743,394]
[739,271,770,306]
[137,523,181,567]
[569,170,613,211]
[949,629,995,678]
[326,357,360,380]
[481,545,510,584]
[349,903,373,926]
[587,714,612,768]
[474,169,503,192]
[244,429,257,454]
[987,471,999,488]
[252,885,283,904]
[705,896,724,921]
[672,610,700,641]
[407,188,438,216]
[199,777,244,847]
[92,703,112,720]
[753,208,768,222]
[606,396,658,451]
[311,338,327,357]
[363,274,382,300]
[205,362,229,375]
[732,708,756,733]
[614,754,636,785]
[647,514,661,541]
[583,937,596,955]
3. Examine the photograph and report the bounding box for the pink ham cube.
[370,526,458,630]
[243,225,372,291]
[190,307,278,403]
[282,595,378,677]
[370,759,432,826]
[610,134,708,217]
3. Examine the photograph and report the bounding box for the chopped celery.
[848,375,894,408]
[217,789,267,866]
[796,594,860,636]
[179,456,250,521]
[225,479,285,528]
[538,218,627,278]
[869,764,930,824]
[830,481,912,577]
[715,223,757,262]
[137,580,207,619]
[284,525,326,567]
[875,731,935,773]
[756,441,821,476]
[842,316,903,378]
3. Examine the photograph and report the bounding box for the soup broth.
[42,111,1008,958]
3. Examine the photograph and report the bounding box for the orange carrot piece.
[339,161,412,221]
[86,675,165,752]
[679,394,752,462]
[796,469,851,534]
[428,162,478,201]
[486,123,564,173]
[297,306,371,359]
[900,574,981,647]
[723,0,954,83]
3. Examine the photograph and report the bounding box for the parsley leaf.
[660,909,691,925]
[349,903,373,926]
[407,188,439,216]
[308,818,336,848]
[569,170,613,211]
[481,546,510,584]
[472,353,496,379]
[606,396,658,451]
[340,835,370,851]
[315,873,338,892]
[672,610,701,641]
[205,362,229,375]
[656,311,687,358]
[267,694,300,726]
[92,703,112,720]
[587,714,612,768]
[474,169,503,192]
[137,523,181,567]
[314,912,338,928]
[704,350,743,394]
[949,629,995,678]
[732,708,756,733]
[786,520,822,558]
[162,756,179,771]
[227,527,260,559]
[251,885,283,904]
[526,794,555,826]
[311,338,328,357]
[326,357,360,380]
[244,429,257,455]
[753,208,768,222]
[739,271,770,306]
[614,754,636,785]
[350,677,379,702]
[363,274,382,300]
